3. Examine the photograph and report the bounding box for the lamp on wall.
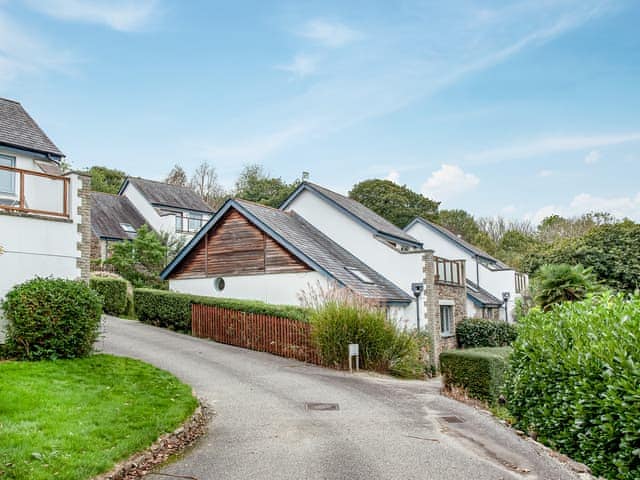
[411,283,425,330]
[502,291,511,323]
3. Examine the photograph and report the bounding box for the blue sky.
[1,0,639,223]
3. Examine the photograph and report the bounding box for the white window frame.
[439,300,455,337]
[188,212,203,232]
[0,154,16,195]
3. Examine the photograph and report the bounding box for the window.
[440,304,453,336]
[346,267,374,284]
[175,214,184,232]
[120,223,136,234]
[0,154,16,195]
[188,213,203,232]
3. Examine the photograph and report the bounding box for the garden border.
[93,398,211,480]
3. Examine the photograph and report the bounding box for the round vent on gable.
[214,277,225,291]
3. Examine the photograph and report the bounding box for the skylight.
[120,223,136,234]
[346,268,374,284]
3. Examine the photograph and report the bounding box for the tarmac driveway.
[99,316,584,480]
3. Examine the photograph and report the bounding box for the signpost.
[348,343,359,373]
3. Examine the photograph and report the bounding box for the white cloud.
[297,19,361,47]
[25,0,159,32]
[0,12,75,86]
[465,132,640,164]
[385,169,400,184]
[501,205,517,215]
[538,169,553,177]
[421,164,479,201]
[584,150,600,164]
[529,192,640,223]
[277,54,317,78]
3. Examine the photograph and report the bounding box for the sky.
[1,0,639,223]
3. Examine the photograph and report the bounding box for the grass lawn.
[0,354,198,480]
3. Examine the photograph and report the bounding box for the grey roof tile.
[466,279,503,307]
[125,177,214,213]
[237,199,413,304]
[91,192,148,240]
[0,98,64,157]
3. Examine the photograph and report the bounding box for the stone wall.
[76,173,92,283]
[422,250,467,367]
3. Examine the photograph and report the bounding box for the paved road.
[99,317,582,480]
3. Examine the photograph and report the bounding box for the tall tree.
[165,165,188,187]
[234,164,299,208]
[349,179,439,228]
[436,209,496,255]
[189,161,226,207]
[537,212,618,243]
[89,166,127,194]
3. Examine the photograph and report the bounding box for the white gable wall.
[283,189,423,327]
[406,221,519,321]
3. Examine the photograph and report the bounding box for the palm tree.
[533,264,600,311]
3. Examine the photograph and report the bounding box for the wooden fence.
[192,304,322,365]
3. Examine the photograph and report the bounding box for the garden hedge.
[90,276,128,316]
[2,278,103,360]
[440,347,511,403]
[504,293,640,480]
[133,288,310,333]
[456,318,518,348]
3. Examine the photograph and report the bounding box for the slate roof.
[0,98,64,158]
[91,192,148,240]
[282,182,423,248]
[406,216,509,268]
[466,279,503,307]
[163,198,413,304]
[122,177,214,213]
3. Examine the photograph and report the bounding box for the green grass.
[0,354,198,480]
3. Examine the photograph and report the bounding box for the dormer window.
[346,267,374,284]
[120,223,136,234]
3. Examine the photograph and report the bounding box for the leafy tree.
[165,164,188,187]
[190,161,227,208]
[523,221,640,292]
[349,179,439,228]
[157,231,187,264]
[437,209,496,255]
[477,216,535,244]
[532,263,600,311]
[495,230,540,271]
[89,166,127,194]
[107,225,168,289]
[234,164,300,208]
[537,212,618,243]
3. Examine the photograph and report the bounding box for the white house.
[90,177,214,261]
[163,182,469,359]
[0,97,91,333]
[405,217,528,321]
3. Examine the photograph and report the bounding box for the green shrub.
[90,276,128,316]
[3,278,103,360]
[134,288,310,333]
[456,318,518,348]
[504,293,640,480]
[440,347,511,403]
[386,330,428,378]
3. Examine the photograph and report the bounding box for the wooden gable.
[170,209,311,279]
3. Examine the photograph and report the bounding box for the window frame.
[439,304,454,336]
[187,212,203,232]
[0,153,16,195]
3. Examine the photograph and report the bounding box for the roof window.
[120,223,136,234]
[346,268,374,284]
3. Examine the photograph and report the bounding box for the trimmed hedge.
[2,278,103,360]
[440,347,511,403]
[504,293,640,480]
[456,318,518,348]
[134,288,310,333]
[90,276,128,316]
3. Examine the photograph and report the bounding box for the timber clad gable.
[171,210,310,279]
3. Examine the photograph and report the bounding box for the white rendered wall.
[169,271,329,306]
[284,189,422,327]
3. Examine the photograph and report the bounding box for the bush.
[532,263,601,311]
[456,318,518,348]
[134,288,310,333]
[3,278,103,360]
[440,347,511,403]
[504,293,640,480]
[90,276,128,316]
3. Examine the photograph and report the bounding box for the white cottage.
[0,97,91,300]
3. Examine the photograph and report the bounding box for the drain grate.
[305,402,340,411]
[440,415,464,423]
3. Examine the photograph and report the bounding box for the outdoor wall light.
[502,291,510,322]
[411,283,425,330]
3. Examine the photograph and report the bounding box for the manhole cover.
[305,402,340,411]
[440,415,464,423]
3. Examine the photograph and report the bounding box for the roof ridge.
[0,97,21,104]
[235,197,288,213]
